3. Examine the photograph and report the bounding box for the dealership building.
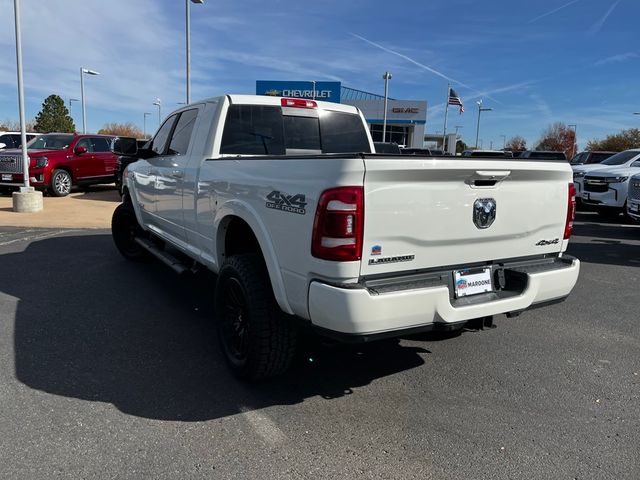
[256,81,427,148]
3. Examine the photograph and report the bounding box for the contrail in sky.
[589,0,621,34]
[528,0,581,24]
[350,33,472,90]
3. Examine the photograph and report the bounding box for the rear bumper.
[308,256,580,337]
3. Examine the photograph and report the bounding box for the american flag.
[448,88,464,113]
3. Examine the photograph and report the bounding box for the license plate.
[631,203,639,213]
[454,267,493,298]
[1,174,12,181]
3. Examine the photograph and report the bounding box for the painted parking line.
[0,229,80,247]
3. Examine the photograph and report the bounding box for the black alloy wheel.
[215,254,297,381]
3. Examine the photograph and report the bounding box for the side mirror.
[0,143,6,149]
[112,137,138,156]
[74,145,88,155]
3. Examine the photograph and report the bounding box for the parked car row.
[572,149,640,218]
[0,133,117,196]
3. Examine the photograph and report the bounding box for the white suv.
[573,149,640,207]
[627,174,640,221]
[581,152,640,217]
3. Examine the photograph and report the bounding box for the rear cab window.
[220,104,371,156]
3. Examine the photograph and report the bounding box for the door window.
[150,115,178,155]
[91,137,111,152]
[168,109,198,156]
[75,138,93,152]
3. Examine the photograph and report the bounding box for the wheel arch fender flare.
[214,199,293,315]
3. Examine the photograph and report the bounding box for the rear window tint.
[283,115,320,152]
[319,111,371,154]
[221,105,284,155]
[220,105,371,155]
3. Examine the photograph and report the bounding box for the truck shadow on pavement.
[5,233,429,422]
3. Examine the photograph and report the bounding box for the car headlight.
[604,176,628,183]
[31,156,48,168]
[573,171,585,179]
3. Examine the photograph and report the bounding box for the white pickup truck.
[112,95,580,380]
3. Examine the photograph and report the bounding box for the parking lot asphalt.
[0,213,638,479]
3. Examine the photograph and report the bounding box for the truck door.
[153,108,199,245]
[70,137,97,180]
[135,115,178,226]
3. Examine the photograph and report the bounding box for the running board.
[134,237,190,275]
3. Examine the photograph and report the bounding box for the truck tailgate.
[360,157,572,276]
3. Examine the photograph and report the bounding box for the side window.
[150,115,178,155]
[168,109,198,155]
[75,138,93,152]
[220,105,284,155]
[91,137,111,152]
[0,134,15,148]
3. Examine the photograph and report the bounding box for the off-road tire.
[111,203,150,262]
[215,254,297,381]
[50,169,72,197]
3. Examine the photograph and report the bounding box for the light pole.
[311,80,316,100]
[12,0,29,192]
[80,67,100,134]
[143,112,151,138]
[153,99,162,127]
[568,124,577,158]
[382,71,392,142]
[69,98,79,129]
[500,134,506,150]
[475,99,492,148]
[454,125,463,136]
[186,0,204,104]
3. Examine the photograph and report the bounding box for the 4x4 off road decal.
[266,191,307,215]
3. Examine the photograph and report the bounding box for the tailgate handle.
[469,170,511,187]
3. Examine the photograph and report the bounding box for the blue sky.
[0,0,638,150]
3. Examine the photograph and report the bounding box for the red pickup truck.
[0,133,117,196]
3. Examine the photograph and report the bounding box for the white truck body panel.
[123,95,579,336]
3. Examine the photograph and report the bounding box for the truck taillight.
[564,183,576,239]
[312,187,364,261]
[281,98,317,109]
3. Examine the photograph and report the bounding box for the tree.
[456,139,468,154]
[586,128,640,152]
[33,95,75,133]
[97,122,144,138]
[536,122,575,158]
[504,135,527,153]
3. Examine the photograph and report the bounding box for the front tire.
[215,254,297,381]
[50,169,72,197]
[111,203,150,262]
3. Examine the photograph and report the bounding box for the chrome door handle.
[170,170,184,178]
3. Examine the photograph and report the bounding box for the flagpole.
[442,83,450,154]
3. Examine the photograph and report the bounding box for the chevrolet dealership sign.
[256,81,341,103]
